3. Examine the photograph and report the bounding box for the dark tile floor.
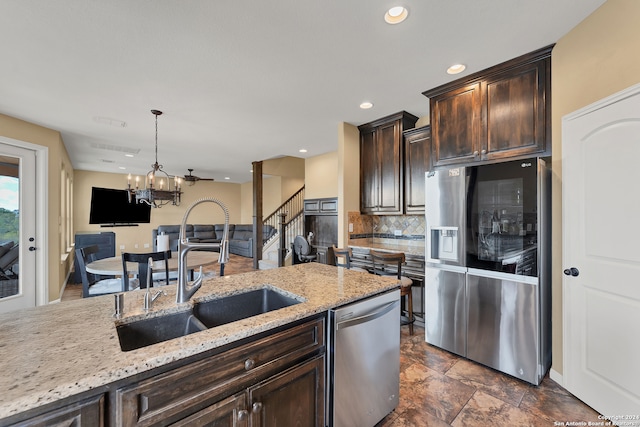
[378,326,603,427]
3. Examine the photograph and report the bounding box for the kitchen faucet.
[176,197,230,303]
[143,257,166,311]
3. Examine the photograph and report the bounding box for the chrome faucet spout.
[176,197,230,304]
[144,256,166,310]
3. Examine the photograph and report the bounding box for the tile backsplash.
[348,212,425,241]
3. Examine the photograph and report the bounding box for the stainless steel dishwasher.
[328,289,400,427]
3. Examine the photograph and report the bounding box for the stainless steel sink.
[193,288,301,328]
[116,311,206,352]
[116,288,301,351]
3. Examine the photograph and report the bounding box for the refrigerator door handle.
[467,267,538,285]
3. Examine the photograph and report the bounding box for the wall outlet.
[144,243,150,248]
[394,230,402,236]
[119,245,125,250]
[134,244,139,249]
[349,223,354,232]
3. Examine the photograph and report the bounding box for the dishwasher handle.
[335,300,399,331]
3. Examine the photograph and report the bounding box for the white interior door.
[0,142,37,313]
[562,83,640,414]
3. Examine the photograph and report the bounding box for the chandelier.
[127,109,182,207]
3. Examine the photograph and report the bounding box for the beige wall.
[239,156,306,222]
[262,175,283,219]
[551,0,640,375]
[240,180,253,223]
[0,113,74,301]
[74,170,242,253]
[337,123,360,246]
[305,151,338,200]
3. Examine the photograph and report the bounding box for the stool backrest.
[332,246,353,269]
[370,250,405,279]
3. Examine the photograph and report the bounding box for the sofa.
[152,224,277,258]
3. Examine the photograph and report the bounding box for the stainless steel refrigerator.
[424,158,551,385]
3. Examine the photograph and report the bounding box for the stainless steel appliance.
[425,158,551,385]
[328,289,400,427]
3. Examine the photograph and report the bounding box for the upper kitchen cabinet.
[424,45,553,168]
[359,111,418,215]
[403,125,431,214]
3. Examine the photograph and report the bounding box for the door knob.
[29,246,37,251]
[563,267,579,277]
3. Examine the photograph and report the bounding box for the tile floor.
[379,326,603,427]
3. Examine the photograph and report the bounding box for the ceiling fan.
[183,169,215,185]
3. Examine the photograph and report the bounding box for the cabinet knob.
[252,402,263,413]
[473,150,479,157]
[244,358,255,370]
[238,409,248,420]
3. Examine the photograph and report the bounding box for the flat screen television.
[89,187,151,226]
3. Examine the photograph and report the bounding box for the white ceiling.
[0,0,605,184]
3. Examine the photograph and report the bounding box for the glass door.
[0,143,36,313]
[466,158,539,276]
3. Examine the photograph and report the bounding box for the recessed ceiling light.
[118,166,126,170]
[299,149,308,153]
[447,64,466,75]
[360,101,374,109]
[385,6,408,24]
[224,177,230,180]
[125,154,134,158]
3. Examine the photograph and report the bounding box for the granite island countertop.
[0,263,399,420]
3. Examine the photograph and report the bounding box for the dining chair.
[331,246,368,273]
[76,245,127,298]
[121,250,171,290]
[370,250,414,335]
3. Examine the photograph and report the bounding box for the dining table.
[85,250,219,278]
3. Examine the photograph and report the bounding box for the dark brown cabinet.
[172,356,324,427]
[429,83,481,166]
[115,317,325,427]
[170,393,248,426]
[10,394,105,427]
[424,45,552,168]
[403,126,431,214]
[359,111,418,215]
[248,356,324,426]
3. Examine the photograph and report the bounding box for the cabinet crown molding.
[422,44,554,99]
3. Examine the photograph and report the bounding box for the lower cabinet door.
[248,356,325,427]
[170,393,248,427]
[11,394,104,427]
